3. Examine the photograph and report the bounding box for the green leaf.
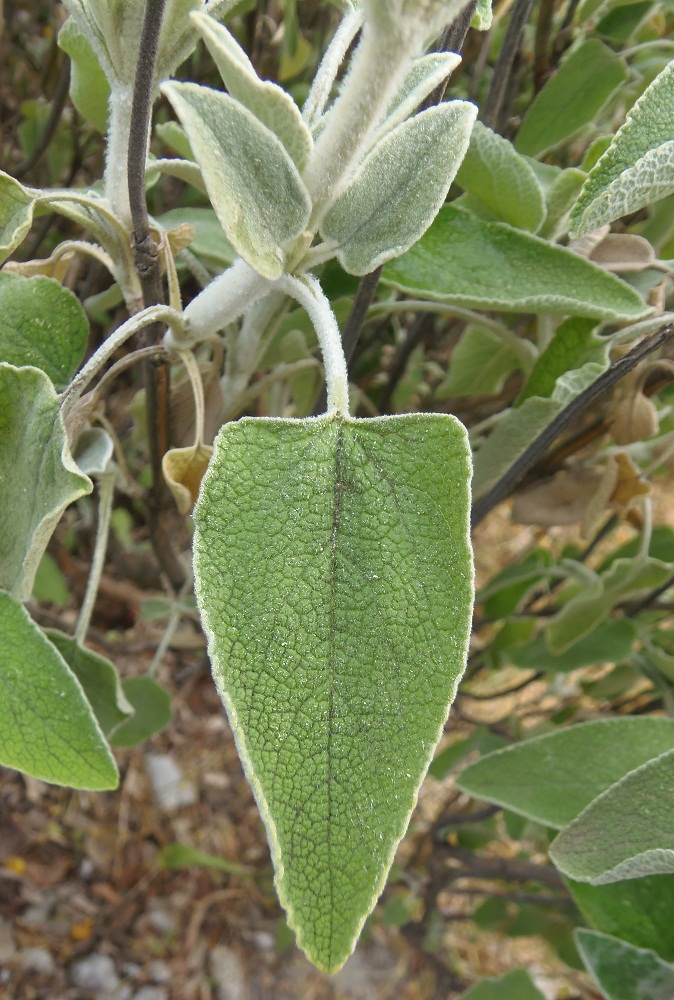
[0,170,34,264]
[455,121,546,232]
[191,12,312,169]
[0,273,89,387]
[550,748,674,883]
[571,60,674,237]
[156,207,236,271]
[576,929,674,1000]
[457,718,674,829]
[162,81,311,279]
[515,40,628,158]
[58,18,110,132]
[0,591,117,789]
[0,364,92,601]
[546,557,674,653]
[459,969,546,1000]
[435,325,523,398]
[45,630,133,738]
[32,552,71,607]
[538,167,587,240]
[569,875,674,960]
[429,727,507,780]
[471,0,493,30]
[517,318,605,405]
[72,428,114,477]
[157,841,251,875]
[509,618,637,672]
[472,396,562,498]
[383,205,650,320]
[379,52,462,137]
[321,102,477,276]
[193,413,474,973]
[109,676,172,748]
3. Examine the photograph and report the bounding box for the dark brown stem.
[127,0,185,590]
[378,312,435,415]
[482,0,536,132]
[471,325,674,527]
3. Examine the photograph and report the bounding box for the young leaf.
[576,929,674,1000]
[457,718,674,829]
[0,273,89,387]
[571,60,674,237]
[0,591,118,789]
[321,102,477,275]
[162,81,311,279]
[57,18,110,132]
[45,630,133,737]
[109,676,173,748]
[546,557,673,653]
[550,748,674,883]
[193,413,473,973]
[191,12,313,169]
[569,875,674,961]
[455,120,546,232]
[459,969,546,1000]
[0,171,35,264]
[377,52,462,138]
[0,364,92,601]
[515,40,628,158]
[435,325,523,398]
[383,205,650,320]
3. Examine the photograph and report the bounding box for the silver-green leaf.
[162,81,311,279]
[321,102,477,275]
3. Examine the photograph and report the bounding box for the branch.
[482,0,536,132]
[471,324,674,527]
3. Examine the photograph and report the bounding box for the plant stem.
[276,273,349,415]
[482,0,536,132]
[75,466,116,644]
[61,305,185,415]
[105,85,135,232]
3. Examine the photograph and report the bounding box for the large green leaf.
[191,12,312,169]
[576,930,674,1000]
[455,120,546,232]
[459,970,546,1000]
[550,748,674,883]
[571,60,674,237]
[569,875,674,960]
[0,591,117,789]
[162,81,311,278]
[382,205,650,320]
[0,364,92,601]
[0,273,89,387]
[193,413,474,972]
[457,718,674,830]
[321,102,477,275]
[0,171,34,264]
[515,40,628,158]
[45,630,133,737]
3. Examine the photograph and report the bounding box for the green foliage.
[457,719,674,829]
[571,60,674,236]
[0,591,118,789]
[0,364,91,601]
[193,414,473,971]
[383,204,651,319]
[459,969,546,999]
[575,930,674,1000]
[109,676,173,747]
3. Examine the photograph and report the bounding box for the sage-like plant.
[0,0,479,972]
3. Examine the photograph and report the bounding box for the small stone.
[252,931,274,951]
[147,905,178,935]
[145,960,171,983]
[70,953,120,993]
[209,946,248,1000]
[144,754,197,813]
[133,988,168,1000]
[18,947,54,974]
